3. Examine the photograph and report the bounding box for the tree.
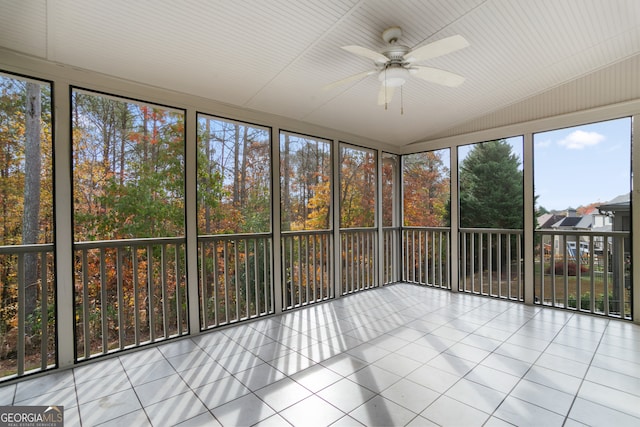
[23,83,41,322]
[403,151,450,227]
[459,139,523,229]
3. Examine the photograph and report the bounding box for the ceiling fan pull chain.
[400,85,404,115]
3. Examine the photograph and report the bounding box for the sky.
[533,117,631,211]
[453,118,632,212]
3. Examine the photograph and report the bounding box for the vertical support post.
[377,149,384,287]
[632,114,640,324]
[54,82,75,368]
[333,140,342,297]
[523,132,535,305]
[185,108,201,335]
[450,147,459,292]
[271,128,283,314]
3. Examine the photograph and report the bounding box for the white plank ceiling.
[1,0,639,147]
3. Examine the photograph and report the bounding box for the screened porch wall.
[0,49,639,383]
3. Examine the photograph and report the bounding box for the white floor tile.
[444,342,490,363]
[509,379,574,416]
[346,364,401,393]
[480,353,531,377]
[535,352,589,378]
[211,393,276,426]
[144,390,208,426]
[0,384,15,405]
[280,395,344,427]
[409,365,462,394]
[15,370,75,402]
[444,378,506,414]
[350,395,417,427]
[380,377,440,414]
[95,408,151,426]
[578,380,640,418]
[290,364,342,393]
[133,373,190,407]
[421,395,490,427]
[178,360,230,389]
[234,362,286,391]
[585,365,640,396]
[372,352,422,377]
[165,348,215,372]
[568,397,640,427]
[79,388,141,426]
[124,358,176,386]
[493,395,565,427]
[174,411,221,426]
[194,375,250,409]
[157,338,199,358]
[464,364,520,394]
[75,371,131,404]
[523,365,583,395]
[4,284,640,427]
[317,378,375,413]
[74,357,125,383]
[255,377,312,412]
[426,353,477,377]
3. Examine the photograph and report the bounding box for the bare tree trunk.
[23,83,41,331]
[233,125,240,206]
[240,127,248,206]
[119,106,127,186]
[282,134,291,229]
[205,120,211,234]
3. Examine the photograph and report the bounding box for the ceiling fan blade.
[342,45,389,63]
[323,70,376,91]
[411,66,466,87]
[404,34,469,63]
[377,85,396,106]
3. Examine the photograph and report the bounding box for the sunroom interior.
[1,1,640,426]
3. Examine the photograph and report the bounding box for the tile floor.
[1,283,639,426]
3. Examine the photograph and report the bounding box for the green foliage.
[568,291,617,313]
[459,140,523,229]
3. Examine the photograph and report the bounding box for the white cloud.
[557,130,604,150]
[535,139,551,148]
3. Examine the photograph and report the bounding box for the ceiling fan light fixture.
[379,66,409,87]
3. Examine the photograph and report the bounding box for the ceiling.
[1,0,639,147]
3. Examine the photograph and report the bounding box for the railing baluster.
[223,241,229,324]
[175,243,183,334]
[147,245,155,342]
[244,238,250,318]
[589,236,595,313]
[17,253,25,376]
[116,247,125,349]
[517,233,522,301]
[575,235,582,312]
[100,248,108,353]
[603,237,610,316]
[161,244,169,338]
[233,240,240,322]
[253,239,259,317]
[562,235,569,309]
[488,232,493,296]
[82,249,90,359]
[212,240,219,326]
[133,247,141,345]
[40,251,48,370]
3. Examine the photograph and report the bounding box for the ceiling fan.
[325,27,469,107]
